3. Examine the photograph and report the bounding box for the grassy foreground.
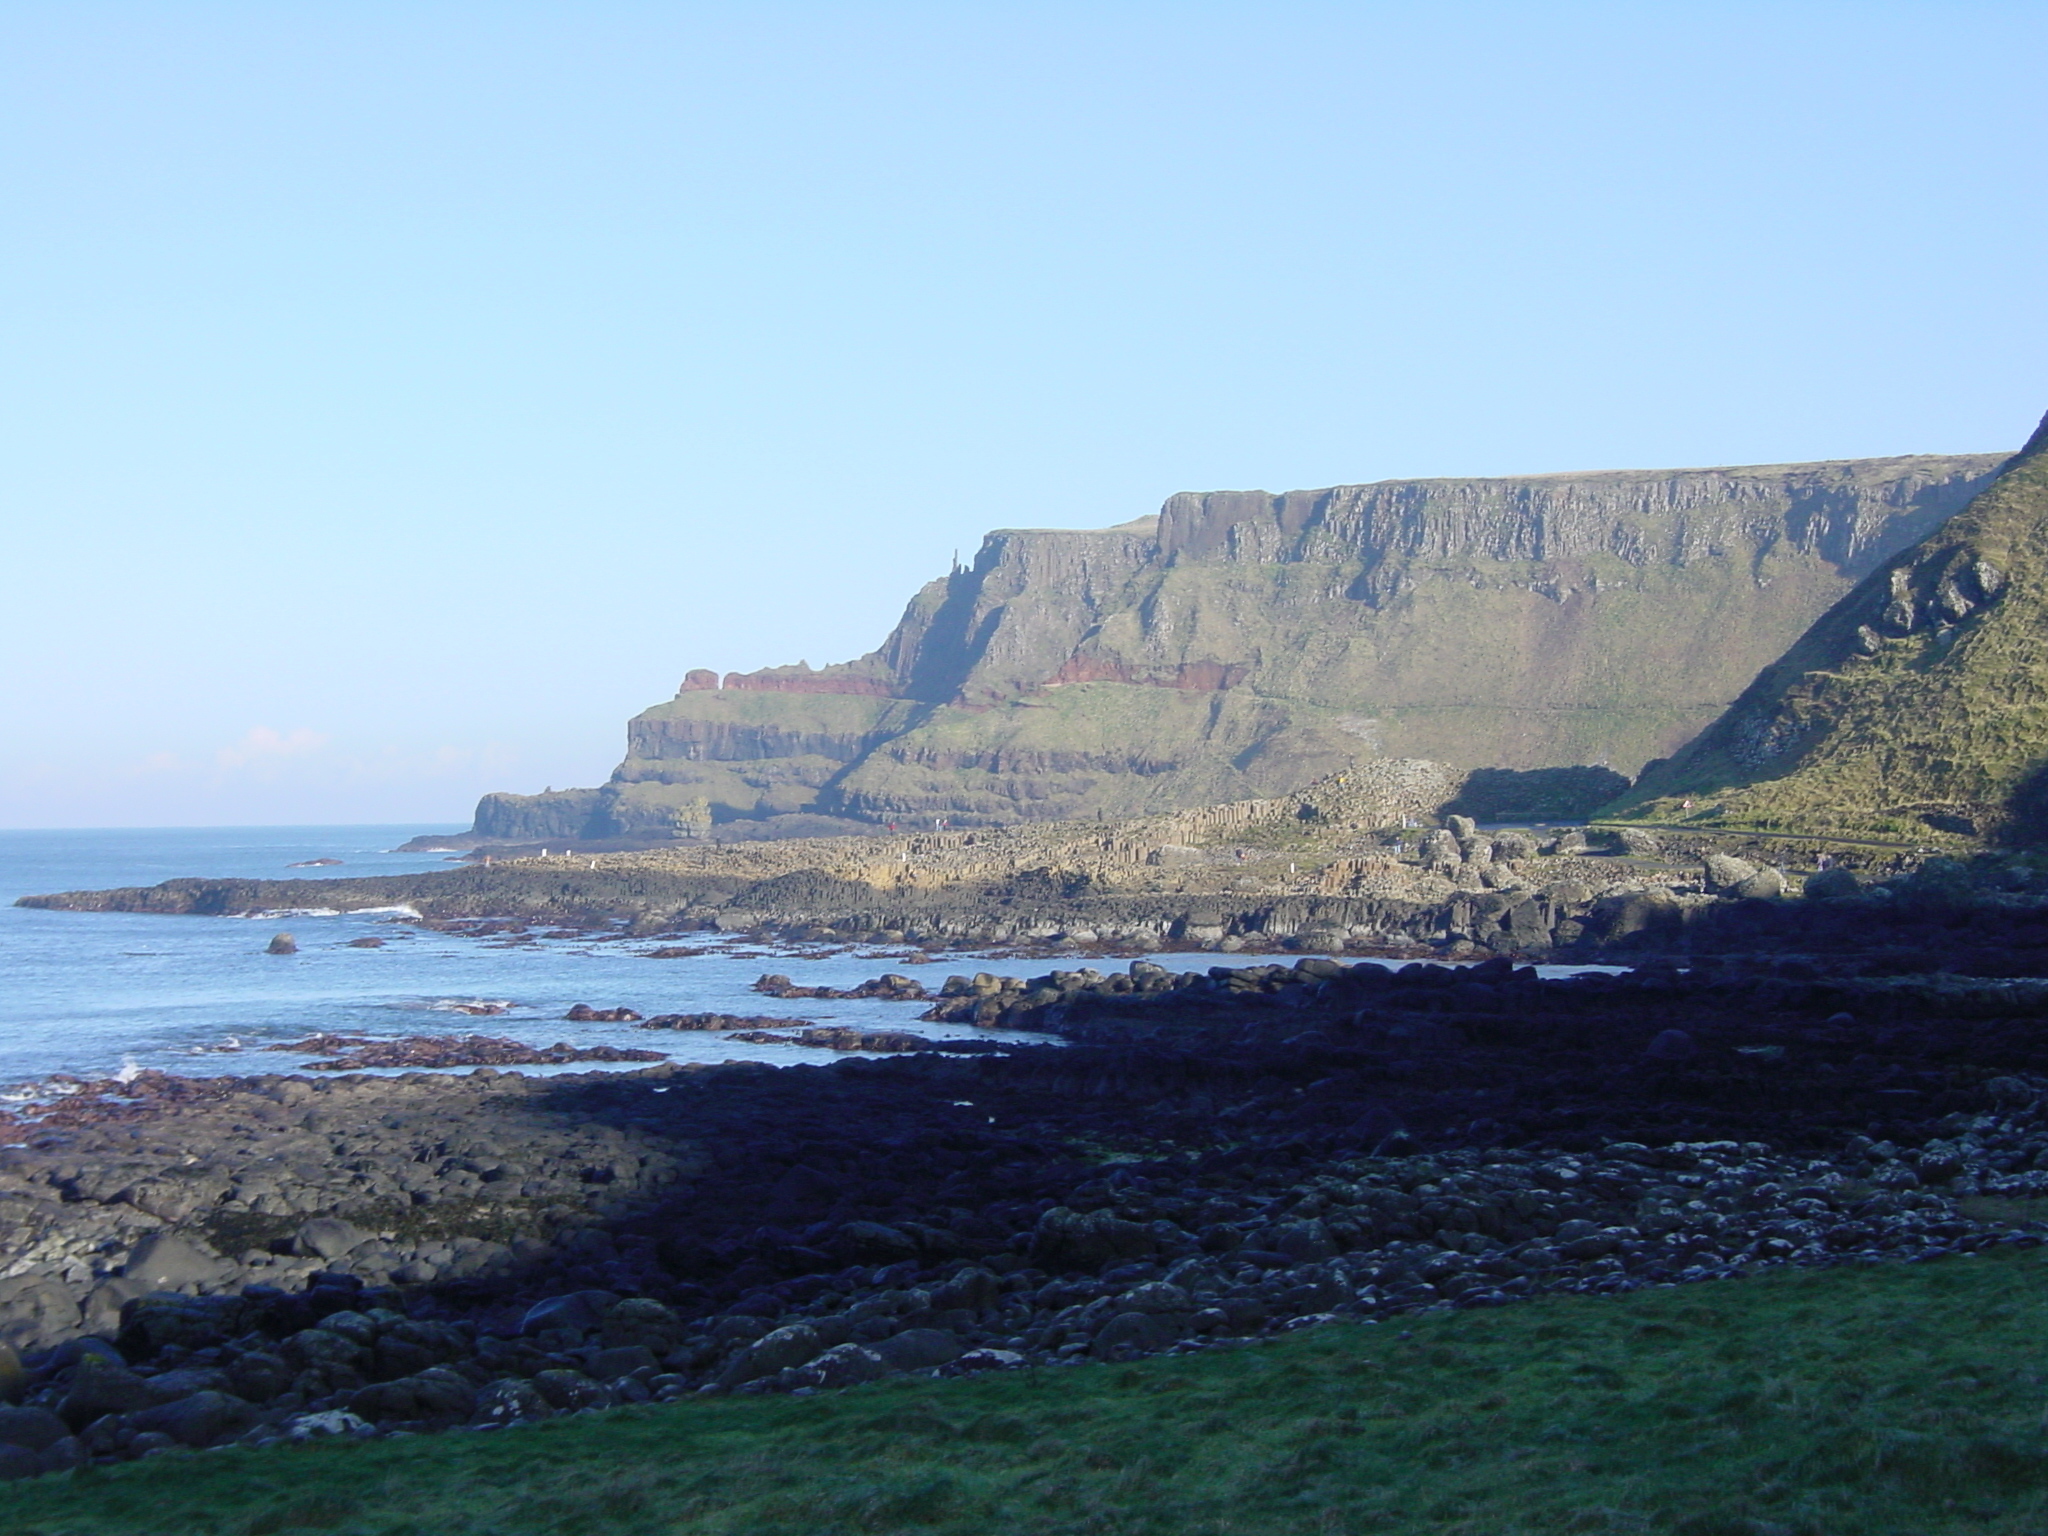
[23,1249,2048,1536]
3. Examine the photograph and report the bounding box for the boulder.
[294,1217,367,1261]
[1091,1311,1179,1355]
[226,1352,292,1404]
[0,1443,37,1482]
[601,1298,683,1354]
[530,1369,609,1411]
[266,933,298,955]
[471,1378,554,1425]
[346,1369,476,1425]
[126,1389,259,1448]
[828,1222,921,1266]
[1418,829,1463,872]
[795,1343,889,1389]
[0,1275,80,1354]
[717,1323,824,1388]
[518,1291,619,1339]
[58,1354,158,1430]
[0,1343,24,1403]
[1588,886,1682,941]
[1114,1282,1193,1315]
[1803,866,1863,900]
[81,1278,149,1336]
[1645,1029,1697,1062]
[1701,853,1759,894]
[1267,1220,1340,1263]
[1030,1207,1156,1272]
[143,1366,233,1400]
[0,1405,70,1452]
[867,1329,963,1372]
[123,1232,229,1292]
[931,1266,1001,1316]
[36,1436,83,1475]
[589,1345,658,1382]
[1732,868,1787,901]
[1492,831,1538,861]
[117,1293,249,1355]
[1616,827,1662,856]
[282,1409,372,1440]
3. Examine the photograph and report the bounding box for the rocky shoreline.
[7,946,2048,1476]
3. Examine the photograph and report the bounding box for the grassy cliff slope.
[1619,411,2048,842]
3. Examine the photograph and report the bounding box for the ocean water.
[0,825,1043,1089]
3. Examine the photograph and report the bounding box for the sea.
[0,825,1048,1092]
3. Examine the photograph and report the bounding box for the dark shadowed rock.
[518,1291,618,1339]
[1645,1028,1698,1062]
[868,1329,964,1372]
[829,1222,920,1265]
[346,1370,476,1426]
[226,1352,291,1404]
[1092,1311,1180,1355]
[1031,1207,1157,1272]
[718,1323,824,1387]
[0,1405,69,1452]
[1804,866,1864,899]
[601,1298,683,1353]
[127,1389,259,1448]
[58,1354,158,1430]
[589,1345,658,1381]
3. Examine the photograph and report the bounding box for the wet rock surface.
[7,949,2048,1469]
[267,1035,670,1071]
[635,1013,817,1032]
[720,1026,937,1053]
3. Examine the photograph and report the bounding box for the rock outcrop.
[469,453,2001,838]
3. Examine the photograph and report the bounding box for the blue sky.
[5,2,2044,828]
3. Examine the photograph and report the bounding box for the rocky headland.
[444,451,2000,844]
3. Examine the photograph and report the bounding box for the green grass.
[24,1248,2048,1535]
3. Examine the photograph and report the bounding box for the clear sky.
[5,2,2044,829]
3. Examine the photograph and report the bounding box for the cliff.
[1620,410,2048,843]
[476,452,2003,840]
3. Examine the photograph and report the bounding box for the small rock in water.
[265,932,298,955]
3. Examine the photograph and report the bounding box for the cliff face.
[1622,413,2048,843]
[475,452,2004,840]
